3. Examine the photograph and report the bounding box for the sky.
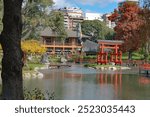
[53,0,125,14]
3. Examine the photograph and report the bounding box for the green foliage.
[22,1,66,40]
[83,55,96,59]
[139,0,150,60]
[28,0,53,6]
[122,52,144,60]
[81,20,114,40]
[48,10,67,41]
[24,88,54,100]
[22,0,53,39]
[23,63,44,71]
[49,56,61,63]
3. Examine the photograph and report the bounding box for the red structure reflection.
[64,73,83,79]
[139,77,150,85]
[97,72,122,97]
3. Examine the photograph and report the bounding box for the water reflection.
[96,71,122,99]
[139,76,150,85]
[23,66,150,100]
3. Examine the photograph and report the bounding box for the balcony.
[43,42,81,48]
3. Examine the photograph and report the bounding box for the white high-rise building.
[102,13,115,29]
[85,13,103,21]
[59,7,84,30]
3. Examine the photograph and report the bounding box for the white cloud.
[53,0,74,8]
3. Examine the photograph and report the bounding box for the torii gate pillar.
[97,40,124,65]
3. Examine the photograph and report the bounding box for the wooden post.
[106,52,108,64]
[115,45,118,63]
[101,44,104,63]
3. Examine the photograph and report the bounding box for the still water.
[24,65,150,100]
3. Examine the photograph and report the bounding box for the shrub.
[24,88,54,100]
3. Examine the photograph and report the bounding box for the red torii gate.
[97,40,124,65]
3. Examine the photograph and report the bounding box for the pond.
[23,65,150,100]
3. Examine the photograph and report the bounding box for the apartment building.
[85,13,103,21]
[102,13,116,29]
[59,7,84,30]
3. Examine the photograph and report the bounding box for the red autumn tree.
[109,1,144,60]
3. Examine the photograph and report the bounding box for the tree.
[109,1,144,60]
[48,10,67,42]
[22,1,66,40]
[22,0,53,39]
[0,0,24,99]
[22,40,46,54]
[81,20,114,41]
[139,0,150,60]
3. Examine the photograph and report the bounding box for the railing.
[123,60,145,67]
[140,64,150,70]
[44,42,81,46]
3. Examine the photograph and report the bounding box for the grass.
[23,63,45,71]
[122,52,144,60]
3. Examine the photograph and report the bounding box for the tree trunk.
[128,50,132,60]
[144,41,149,60]
[0,0,24,99]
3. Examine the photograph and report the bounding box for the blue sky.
[53,0,124,14]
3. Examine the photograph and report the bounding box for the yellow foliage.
[21,40,46,54]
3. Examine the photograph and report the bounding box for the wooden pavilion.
[97,40,124,65]
[40,27,89,54]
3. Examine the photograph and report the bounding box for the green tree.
[48,10,67,42]
[22,0,53,39]
[139,0,150,60]
[81,20,114,40]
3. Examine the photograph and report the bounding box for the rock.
[110,62,115,65]
[41,53,49,64]
[37,72,44,79]
[121,67,131,70]
[100,67,104,71]
[24,73,31,79]
[32,73,37,79]
[108,67,117,71]
[40,64,50,69]
[95,66,100,69]
[61,56,67,64]
[112,67,117,71]
[34,67,39,71]
[104,67,107,70]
